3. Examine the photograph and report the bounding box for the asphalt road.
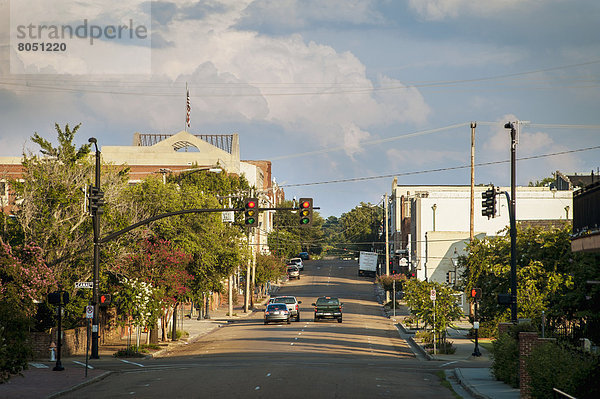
[62,259,456,398]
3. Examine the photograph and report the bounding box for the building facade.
[390,182,573,285]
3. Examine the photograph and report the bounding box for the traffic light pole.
[505,123,518,323]
[89,137,101,359]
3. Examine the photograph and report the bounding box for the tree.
[0,241,57,382]
[268,200,324,259]
[461,223,599,336]
[338,202,382,254]
[403,279,463,345]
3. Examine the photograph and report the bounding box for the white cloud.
[406,0,531,21]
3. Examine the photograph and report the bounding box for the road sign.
[85,305,94,319]
[75,282,93,289]
[430,289,436,301]
[221,211,235,223]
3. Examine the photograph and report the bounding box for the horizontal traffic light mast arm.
[99,206,319,243]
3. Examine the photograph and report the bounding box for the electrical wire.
[280,144,600,188]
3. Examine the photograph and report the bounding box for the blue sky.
[1,0,599,217]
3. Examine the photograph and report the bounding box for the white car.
[269,296,302,321]
[289,257,304,270]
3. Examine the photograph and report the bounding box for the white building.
[390,183,573,285]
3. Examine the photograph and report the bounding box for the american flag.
[186,88,191,128]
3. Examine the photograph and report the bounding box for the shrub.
[527,342,600,399]
[490,322,538,388]
[491,332,519,387]
[0,301,32,383]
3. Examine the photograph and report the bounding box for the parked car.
[264,303,291,324]
[287,264,300,279]
[298,252,310,260]
[289,257,304,270]
[269,296,302,321]
[312,296,343,323]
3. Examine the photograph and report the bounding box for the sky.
[1,0,599,218]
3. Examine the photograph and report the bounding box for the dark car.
[312,296,343,323]
[264,303,291,324]
[298,252,310,260]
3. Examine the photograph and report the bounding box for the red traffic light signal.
[99,294,111,306]
[470,288,482,300]
[298,198,313,226]
[244,198,258,227]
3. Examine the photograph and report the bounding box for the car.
[289,257,304,270]
[287,264,300,279]
[264,303,291,324]
[298,252,310,260]
[312,296,343,323]
[269,296,302,321]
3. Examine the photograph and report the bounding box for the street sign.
[221,211,235,223]
[430,289,436,301]
[75,282,93,289]
[85,305,94,319]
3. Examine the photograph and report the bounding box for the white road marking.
[266,373,271,377]
[120,359,145,367]
[440,360,459,367]
[72,361,94,369]
[28,363,49,369]
[255,386,260,390]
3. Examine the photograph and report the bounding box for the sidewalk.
[389,308,519,399]
[0,294,272,399]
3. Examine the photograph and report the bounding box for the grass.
[436,370,461,399]
[478,340,494,353]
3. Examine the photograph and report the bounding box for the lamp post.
[451,247,459,287]
[431,204,437,232]
[88,137,101,359]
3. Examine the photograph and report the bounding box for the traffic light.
[470,288,482,300]
[481,186,496,218]
[88,185,105,215]
[244,198,258,227]
[99,294,111,306]
[298,198,313,226]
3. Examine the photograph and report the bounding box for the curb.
[47,370,113,399]
[453,368,489,399]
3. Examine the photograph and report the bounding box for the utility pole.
[384,193,390,304]
[89,138,101,359]
[470,122,476,242]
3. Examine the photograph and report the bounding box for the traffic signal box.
[298,198,313,226]
[244,198,258,227]
[481,186,496,218]
[470,288,482,301]
[48,291,70,305]
[88,185,105,215]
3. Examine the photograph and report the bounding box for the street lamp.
[451,247,459,287]
[431,204,437,231]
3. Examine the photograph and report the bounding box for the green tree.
[403,279,463,344]
[268,200,324,259]
[339,202,382,254]
[461,223,600,336]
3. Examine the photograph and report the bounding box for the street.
[63,259,456,398]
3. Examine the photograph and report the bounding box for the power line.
[280,144,600,188]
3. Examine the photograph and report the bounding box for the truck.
[312,296,343,323]
[358,251,378,277]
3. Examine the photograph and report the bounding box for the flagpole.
[185,82,190,132]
